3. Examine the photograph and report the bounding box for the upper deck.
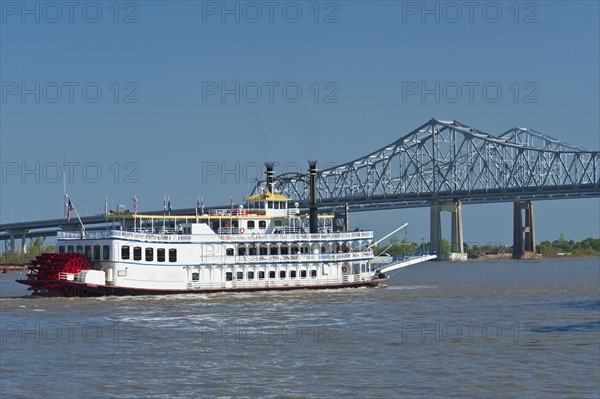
[57,229,374,244]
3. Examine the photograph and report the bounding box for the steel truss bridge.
[265,119,599,210]
[1,118,599,258]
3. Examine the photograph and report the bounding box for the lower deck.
[94,261,374,291]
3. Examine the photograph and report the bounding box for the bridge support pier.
[6,229,30,254]
[513,201,535,259]
[430,200,465,260]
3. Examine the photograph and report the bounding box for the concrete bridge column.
[6,229,30,254]
[430,202,443,256]
[513,201,535,259]
[430,200,464,259]
[450,200,464,253]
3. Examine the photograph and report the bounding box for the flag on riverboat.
[67,199,74,221]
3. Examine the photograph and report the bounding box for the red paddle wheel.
[16,253,92,297]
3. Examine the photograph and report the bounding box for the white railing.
[57,272,75,281]
[57,229,373,243]
[219,231,373,242]
[232,251,373,264]
[57,230,193,242]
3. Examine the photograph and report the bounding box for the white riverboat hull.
[59,276,387,296]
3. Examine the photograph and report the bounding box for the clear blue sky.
[1,0,599,245]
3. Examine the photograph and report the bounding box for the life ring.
[239,227,245,234]
[341,266,348,273]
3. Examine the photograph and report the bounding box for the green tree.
[27,237,54,259]
[441,239,451,254]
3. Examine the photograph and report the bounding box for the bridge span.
[1,119,598,259]
[266,119,599,258]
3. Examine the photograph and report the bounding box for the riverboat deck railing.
[57,230,374,242]
[233,251,373,264]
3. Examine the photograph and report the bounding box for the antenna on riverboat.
[62,150,67,218]
[308,161,318,234]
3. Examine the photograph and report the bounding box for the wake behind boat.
[17,163,435,296]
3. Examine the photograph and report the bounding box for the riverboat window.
[76,245,83,254]
[103,245,110,260]
[280,246,289,255]
[274,220,282,227]
[121,245,130,260]
[169,249,177,262]
[258,271,265,279]
[269,271,275,279]
[133,246,142,261]
[259,220,266,229]
[94,245,101,260]
[226,248,234,256]
[274,202,279,209]
[291,270,297,278]
[270,246,278,255]
[157,248,165,262]
[145,248,153,261]
[59,246,65,253]
[279,271,286,278]
[237,272,243,280]
[192,272,199,281]
[226,272,233,281]
[301,270,307,278]
[238,247,246,256]
[259,246,268,255]
[247,220,255,230]
[268,202,273,209]
[310,270,317,278]
[248,271,254,279]
[68,245,74,253]
[249,246,257,255]
[84,245,92,258]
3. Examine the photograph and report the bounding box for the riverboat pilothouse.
[18,163,435,296]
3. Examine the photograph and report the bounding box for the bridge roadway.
[1,119,599,259]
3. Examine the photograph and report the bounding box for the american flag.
[67,199,74,221]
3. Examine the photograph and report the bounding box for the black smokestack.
[265,162,274,192]
[308,161,318,234]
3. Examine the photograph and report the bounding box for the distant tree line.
[373,235,599,257]
[0,237,55,264]
[536,235,600,257]
[1,235,598,264]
